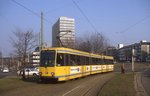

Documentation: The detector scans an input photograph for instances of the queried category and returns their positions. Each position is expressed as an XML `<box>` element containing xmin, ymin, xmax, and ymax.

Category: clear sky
<box><xmin>0</xmin><ymin>0</ymin><xmax>150</xmax><ymax>56</ymax></box>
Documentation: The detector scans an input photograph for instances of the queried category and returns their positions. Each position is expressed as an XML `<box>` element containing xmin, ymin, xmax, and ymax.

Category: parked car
<box><xmin>18</xmin><ymin>67</ymin><xmax>39</xmax><ymax>76</ymax></box>
<box><xmin>24</xmin><ymin>67</ymin><xmax>39</xmax><ymax>76</ymax></box>
<box><xmin>2</xmin><ymin>68</ymin><xmax>9</xmax><ymax>73</ymax></box>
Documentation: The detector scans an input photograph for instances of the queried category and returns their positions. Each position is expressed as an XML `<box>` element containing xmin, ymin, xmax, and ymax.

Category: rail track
<box><xmin>61</xmin><ymin>73</ymin><xmax>115</xmax><ymax>96</ymax></box>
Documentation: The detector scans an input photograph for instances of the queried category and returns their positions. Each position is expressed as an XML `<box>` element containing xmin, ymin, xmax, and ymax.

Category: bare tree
<box><xmin>91</xmin><ymin>32</ymin><xmax>110</xmax><ymax>53</ymax></box>
<box><xmin>75</xmin><ymin>32</ymin><xmax>110</xmax><ymax>54</ymax></box>
<box><xmin>10</xmin><ymin>29</ymin><xmax>38</xmax><ymax>67</ymax></box>
<box><xmin>75</xmin><ymin>36</ymin><xmax>92</xmax><ymax>52</ymax></box>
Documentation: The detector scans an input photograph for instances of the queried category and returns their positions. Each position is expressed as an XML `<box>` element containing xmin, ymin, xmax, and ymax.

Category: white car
<box><xmin>3</xmin><ymin>68</ymin><xmax>9</xmax><ymax>73</ymax></box>
<box><xmin>21</xmin><ymin>67</ymin><xmax>39</xmax><ymax>76</ymax></box>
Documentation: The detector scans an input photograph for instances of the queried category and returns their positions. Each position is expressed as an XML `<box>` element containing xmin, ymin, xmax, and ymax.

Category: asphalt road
<box><xmin>141</xmin><ymin>66</ymin><xmax>150</xmax><ymax>96</ymax></box>
<box><xmin>0</xmin><ymin>70</ymin><xmax>16</xmax><ymax>78</ymax></box>
<box><xmin>0</xmin><ymin>72</ymin><xmax>115</xmax><ymax>96</ymax></box>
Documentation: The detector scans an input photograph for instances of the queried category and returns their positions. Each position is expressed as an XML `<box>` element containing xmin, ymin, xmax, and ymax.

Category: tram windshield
<box><xmin>40</xmin><ymin>50</ymin><xmax>55</xmax><ymax>67</ymax></box>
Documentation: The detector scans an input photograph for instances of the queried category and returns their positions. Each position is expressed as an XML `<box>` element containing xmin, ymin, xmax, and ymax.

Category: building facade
<box><xmin>32</xmin><ymin>51</ymin><xmax>40</xmax><ymax>66</ymax></box>
<box><xmin>117</xmin><ymin>41</ymin><xmax>150</xmax><ymax>62</ymax></box>
<box><xmin>31</xmin><ymin>47</ymin><xmax>40</xmax><ymax>66</ymax></box>
<box><xmin>103</xmin><ymin>47</ymin><xmax>117</xmax><ymax>61</ymax></box>
<box><xmin>52</xmin><ymin>17</ymin><xmax>75</xmax><ymax>48</ymax></box>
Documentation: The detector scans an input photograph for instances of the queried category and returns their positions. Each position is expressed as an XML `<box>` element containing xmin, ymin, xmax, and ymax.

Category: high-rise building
<box><xmin>52</xmin><ymin>17</ymin><xmax>75</xmax><ymax>48</ymax></box>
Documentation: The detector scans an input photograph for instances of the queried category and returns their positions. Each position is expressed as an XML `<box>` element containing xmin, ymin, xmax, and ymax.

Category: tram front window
<box><xmin>40</xmin><ymin>50</ymin><xmax>55</xmax><ymax>67</ymax></box>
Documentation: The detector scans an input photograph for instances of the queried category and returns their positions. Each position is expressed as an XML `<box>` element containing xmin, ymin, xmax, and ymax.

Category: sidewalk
<box><xmin>134</xmin><ymin>72</ymin><xmax>149</xmax><ymax>96</ymax></box>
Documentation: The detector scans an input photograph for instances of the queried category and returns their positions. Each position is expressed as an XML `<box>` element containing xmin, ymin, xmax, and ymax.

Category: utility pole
<box><xmin>41</xmin><ymin>12</ymin><xmax>44</xmax><ymax>50</ymax></box>
<box><xmin>0</xmin><ymin>52</ymin><xmax>3</xmax><ymax>69</ymax></box>
<box><xmin>39</xmin><ymin>32</ymin><xmax>41</xmax><ymax>51</ymax></box>
<box><xmin>2</xmin><ymin>56</ymin><xmax>3</xmax><ymax>69</ymax></box>
<box><xmin>132</xmin><ymin>48</ymin><xmax>135</xmax><ymax>73</ymax></box>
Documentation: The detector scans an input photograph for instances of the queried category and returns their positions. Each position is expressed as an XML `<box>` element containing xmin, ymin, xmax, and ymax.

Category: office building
<box><xmin>52</xmin><ymin>17</ymin><xmax>75</xmax><ymax>48</ymax></box>
<box><xmin>117</xmin><ymin>40</ymin><xmax>150</xmax><ymax>62</ymax></box>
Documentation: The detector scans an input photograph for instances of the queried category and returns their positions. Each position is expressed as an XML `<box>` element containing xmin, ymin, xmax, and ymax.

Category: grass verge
<box><xmin>99</xmin><ymin>72</ymin><xmax>136</xmax><ymax>96</ymax></box>
<box><xmin>0</xmin><ymin>76</ymin><xmax>33</xmax><ymax>95</ymax></box>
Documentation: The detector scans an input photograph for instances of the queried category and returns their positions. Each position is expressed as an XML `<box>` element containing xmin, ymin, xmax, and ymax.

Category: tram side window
<box><xmin>101</xmin><ymin>59</ymin><xmax>104</xmax><ymax>64</ymax></box>
<box><xmin>92</xmin><ymin>58</ymin><xmax>96</xmax><ymax>65</ymax></box>
<box><xmin>81</xmin><ymin>56</ymin><xmax>85</xmax><ymax>65</ymax></box>
<box><xmin>94</xmin><ymin>58</ymin><xmax>97</xmax><ymax>64</ymax></box>
<box><xmin>64</xmin><ymin>54</ymin><xmax>70</xmax><ymax>66</ymax></box>
<box><xmin>96</xmin><ymin>58</ymin><xmax>99</xmax><ymax>64</ymax></box>
<box><xmin>57</xmin><ymin>54</ymin><xmax>64</xmax><ymax>66</ymax></box>
<box><xmin>103</xmin><ymin>58</ymin><xmax>107</xmax><ymax>64</ymax></box>
<box><xmin>89</xmin><ymin>58</ymin><xmax>92</xmax><ymax>65</ymax></box>
<box><xmin>98</xmin><ymin>59</ymin><xmax>102</xmax><ymax>65</ymax></box>
<box><xmin>104</xmin><ymin>59</ymin><xmax>113</xmax><ymax>64</ymax></box>
<box><xmin>110</xmin><ymin>60</ymin><xmax>113</xmax><ymax>64</ymax></box>
<box><xmin>106</xmin><ymin>59</ymin><xmax>113</xmax><ymax>64</ymax></box>
<box><xmin>86</xmin><ymin>57</ymin><xmax>89</xmax><ymax>65</ymax></box>
<box><xmin>76</xmin><ymin>56</ymin><xmax>81</xmax><ymax>65</ymax></box>
<box><xmin>70</xmin><ymin>55</ymin><xmax>77</xmax><ymax>66</ymax></box>
<box><xmin>91</xmin><ymin>58</ymin><xmax>94</xmax><ymax>65</ymax></box>
<box><xmin>101</xmin><ymin>58</ymin><xmax>105</xmax><ymax>64</ymax></box>
<box><xmin>104</xmin><ymin>59</ymin><xmax>108</xmax><ymax>64</ymax></box>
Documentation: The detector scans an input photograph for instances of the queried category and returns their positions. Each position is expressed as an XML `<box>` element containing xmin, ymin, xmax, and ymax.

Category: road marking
<box><xmin>62</xmin><ymin>86</ymin><xmax>80</xmax><ymax>96</ymax></box>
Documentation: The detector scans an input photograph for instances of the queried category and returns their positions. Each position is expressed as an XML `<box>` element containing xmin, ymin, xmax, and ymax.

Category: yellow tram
<box><xmin>39</xmin><ymin>47</ymin><xmax>114</xmax><ymax>81</ymax></box>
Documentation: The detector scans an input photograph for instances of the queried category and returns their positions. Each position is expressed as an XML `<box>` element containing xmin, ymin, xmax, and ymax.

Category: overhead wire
<box><xmin>118</xmin><ymin>14</ymin><xmax>150</xmax><ymax>34</ymax></box>
<box><xmin>12</xmin><ymin>0</ymin><xmax>149</xmax><ymax>34</ymax></box>
<box><xmin>72</xmin><ymin>0</ymin><xmax>98</xmax><ymax>32</ymax></box>
<box><xmin>11</xmin><ymin>0</ymin><xmax>53</xmax><ymax>24</ymax></box>
<box><xmin>45</xmin><ymin>0</ymin><xmax>83</xmax><ymax>14</ymax></box>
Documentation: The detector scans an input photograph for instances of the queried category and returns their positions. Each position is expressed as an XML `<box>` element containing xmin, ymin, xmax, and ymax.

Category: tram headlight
<box><xmin>51</xmin><ymin>72</ymin><xmax>55</xmax><ymax>77</ymax></box>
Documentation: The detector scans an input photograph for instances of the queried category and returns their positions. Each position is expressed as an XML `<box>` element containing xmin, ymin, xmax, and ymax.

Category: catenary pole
<box><xmin>41</xmin><ymin>12</ymin><xmax>44</xmax><ymax>49</ymax></box>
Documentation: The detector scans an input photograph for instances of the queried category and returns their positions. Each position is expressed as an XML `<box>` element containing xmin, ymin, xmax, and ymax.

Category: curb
<box><xmin>134</xmin><ymin>72</ymin><xmax>149</xmax><ymax>96</ymax></box>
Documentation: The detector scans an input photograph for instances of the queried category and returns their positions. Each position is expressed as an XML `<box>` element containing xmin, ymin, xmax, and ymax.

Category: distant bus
<box><xmin>39</xmin><ymin>47</ymin><xmax>114</xmax><ymax>81</ymax></box>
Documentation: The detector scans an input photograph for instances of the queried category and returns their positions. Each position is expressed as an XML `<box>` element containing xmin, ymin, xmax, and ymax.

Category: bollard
<box><xmin>121</xmin><ymin>63</ymin><xmax>125</xmax><ymax>74</ymax></box>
